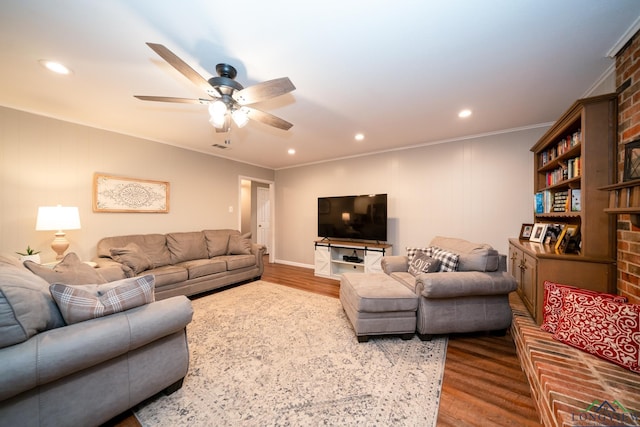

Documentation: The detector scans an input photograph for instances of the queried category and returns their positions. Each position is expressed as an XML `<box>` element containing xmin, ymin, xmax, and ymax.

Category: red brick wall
<box><xmin>616</xmin><ymin>30</ymin><xmax>640</xmax><ymax>304</ymax></box>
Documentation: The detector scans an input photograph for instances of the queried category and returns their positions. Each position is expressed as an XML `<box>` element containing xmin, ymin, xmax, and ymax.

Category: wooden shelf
<box><xmin>599</xmin><ymin>179</ymin><xmax>640</xmax><ymax>215</ymax></box>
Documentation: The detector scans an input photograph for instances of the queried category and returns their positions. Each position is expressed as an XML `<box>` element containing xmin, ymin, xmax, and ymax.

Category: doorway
<box><xmin>239</xmin><ymin>177</ymin><xmax>275</xmax><ymax>263</ymax></box>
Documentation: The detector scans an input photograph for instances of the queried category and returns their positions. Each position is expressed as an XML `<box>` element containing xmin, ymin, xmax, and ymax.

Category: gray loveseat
<box><xmin>94</xmin><ymin>229</ymin><xmax>265</xmax><ymax>300</ymax></box>
<box><xmin>0</xmin><ymin>254</ymin><xmax>194</xmax><ymax>427</ymax></box>
<box><xmin>381</xmin><ymin>236</ymin><xmax>517</xmax><ymax>340</ymax></box>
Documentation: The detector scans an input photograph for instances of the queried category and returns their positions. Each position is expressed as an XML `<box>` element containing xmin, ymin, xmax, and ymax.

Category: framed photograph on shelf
<box><xmin>529</xmin><ymin>223</ymin><xmax>548</xmax><ymax>243</ymax></box>
<box><xmin>519</xmin><ymin>223</ymin><xmax>534</xmax><ymax>240</ymax></box>
<box><xmin>544</xmin><ymin>223</ymin><xmax>565</xmax><ymax>245</ymax></box>
<box><xmin>554</xmin><ymin>224</ymin><xmax>580</xmax><ymax>254</ymax></box>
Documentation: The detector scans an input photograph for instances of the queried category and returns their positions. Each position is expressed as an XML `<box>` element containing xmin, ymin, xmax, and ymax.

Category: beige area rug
<box><xmin>134</xmin><ymin>281</ymin><xmax>448</xmax><ymax>426</ymax></box>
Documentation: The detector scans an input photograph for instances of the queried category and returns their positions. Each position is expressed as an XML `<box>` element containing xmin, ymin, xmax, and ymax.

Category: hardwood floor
<box><xmin>105</xmin><ymin>258</ymin><xmax>541</xmax><ymax>426</ymax></box>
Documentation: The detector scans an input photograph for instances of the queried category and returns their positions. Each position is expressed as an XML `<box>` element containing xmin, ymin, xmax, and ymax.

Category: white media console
<box><xmin>314</xmin><ymin>239</ymin><xmax>392</xmax><ymax>279</ymax></box>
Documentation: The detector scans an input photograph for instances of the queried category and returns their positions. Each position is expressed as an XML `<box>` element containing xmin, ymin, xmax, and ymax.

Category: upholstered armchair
<box><xmin>381</xmin><ymin>236</ymin><xmax>517</xmax><ymax>340</ymax></box>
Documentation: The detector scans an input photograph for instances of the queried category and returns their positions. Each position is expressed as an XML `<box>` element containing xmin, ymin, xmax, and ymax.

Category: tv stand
<box><xmin>313</xmin><ymin>239</ymin><xmax>392</xmax><ymax>279</ymax></box>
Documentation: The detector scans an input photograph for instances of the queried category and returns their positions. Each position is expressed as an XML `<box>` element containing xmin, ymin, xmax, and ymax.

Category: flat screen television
<box><xmin>317</xmin><ymin>194</ymin><xmax>387</xmax><ymax>242</ymax></box>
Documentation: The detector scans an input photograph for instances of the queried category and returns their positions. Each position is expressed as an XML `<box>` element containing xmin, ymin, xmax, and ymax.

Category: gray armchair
<box><xmin>381</xmin><ymin>236</ymin><xmax>517</xmax><ymax>340</ymax></box>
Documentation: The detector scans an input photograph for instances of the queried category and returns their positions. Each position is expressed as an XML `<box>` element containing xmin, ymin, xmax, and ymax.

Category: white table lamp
<box><xmin>36</xmin><ymin>205</ymin><xmax>81</xmax><ymax>260</ymax></box>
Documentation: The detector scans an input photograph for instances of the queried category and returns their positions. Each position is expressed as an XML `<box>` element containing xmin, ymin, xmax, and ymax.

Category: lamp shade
<box><xmin>35</xmin><ymin>205</ymin><xmax>81</xmax><ymax>231</ymax></box>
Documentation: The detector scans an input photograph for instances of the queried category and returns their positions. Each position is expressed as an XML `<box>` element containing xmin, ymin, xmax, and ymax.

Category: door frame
<box><xmin>238</xmin><ymin>175</ymin><xmax>275</xmax><ymax>264</ymax></box>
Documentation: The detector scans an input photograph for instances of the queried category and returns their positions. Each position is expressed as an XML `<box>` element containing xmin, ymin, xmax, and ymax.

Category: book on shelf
<box><xmin>535</xmin><ymin>192</ymin><xmax>544</xmax><ymax>214</ymax></box>
<box><xmin>552</xmin><ymin>190</ymin><xmax>569</xmax><ymax>212</ymax></box>
<box><xmin>571</xmin><ymin>189</ymin><xmax>581</xmax><ymax>211</ymax></box>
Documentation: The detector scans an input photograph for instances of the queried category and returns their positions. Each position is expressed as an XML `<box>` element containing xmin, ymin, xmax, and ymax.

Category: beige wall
<box><xmin>0</xmin><ymin>106</ymin><xmax>274</xmax><ymax>263</ymax></box>
<box><xmin>274</xmin><ymin>128</ymin><xmax>546</xmax><ymax>267</ymax></box>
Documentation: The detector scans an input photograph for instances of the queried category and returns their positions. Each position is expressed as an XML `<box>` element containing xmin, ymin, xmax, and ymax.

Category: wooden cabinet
<box><xmin>509</xmin><ymin>243</ymin><xmax>537</xmax><ymax>317</ymax></box>
<box><xmin>510</xmin><ymin>94</ymin><xmax>617</xmax><ymax>323</ymax></box>
<box><xmin>314</xmin><ymin>240</ymin><xmax>392</xmax><ymax>279</ymax></box>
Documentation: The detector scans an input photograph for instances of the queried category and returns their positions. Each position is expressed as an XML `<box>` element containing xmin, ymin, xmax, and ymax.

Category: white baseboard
<box><xmin>273</xmin><ymin>259</ymin><xmax>314</xmax><ymax>270</ymax></box>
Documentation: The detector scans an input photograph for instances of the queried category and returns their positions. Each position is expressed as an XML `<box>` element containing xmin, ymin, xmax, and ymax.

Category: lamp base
<box><xmin>51</xmin><ymin>231</ymin><xmax>69</xmax><ymax>260</ymax></box>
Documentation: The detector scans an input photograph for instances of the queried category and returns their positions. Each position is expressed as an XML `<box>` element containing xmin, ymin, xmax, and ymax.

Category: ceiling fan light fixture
<box><xmin>231</xmin><ymin>108</ymin><xmax>249</xmax><ymax>128</ymax></box>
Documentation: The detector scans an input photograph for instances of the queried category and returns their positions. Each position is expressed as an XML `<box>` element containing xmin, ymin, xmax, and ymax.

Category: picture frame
<box><xmin>519</xmin><ymin>223</ymin><xmax>534</xmax><ymax>240</ymax></box>
<box><xmin>544</xmin><ymin>223</ymin><xmax>565</xmax><ymax>245</ymax></box>
<box><xmin>624</xmin><ymin>139</ymin><xmax>640</xmax><ymax>182</ymax></box>
<box><xmin>529</xmin><ymin>223</ymin><xmax>548</xmax><ymax>243</ymax></box>
<box><xmin>93</xmin><ymin>173</ymin><xmax>170</xmax><ymax>213</ymax></box>
<box><xmin>554</xmin><ymin>224</ymin><xmax>579</xmax><ymax>254</ymax></box>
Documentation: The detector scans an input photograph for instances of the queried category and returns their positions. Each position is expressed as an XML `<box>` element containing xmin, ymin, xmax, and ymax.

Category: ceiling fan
<box><xmin>135</xmin><ymin>43</ymin><xmax>295</xmax><ymax>133</ymax></box>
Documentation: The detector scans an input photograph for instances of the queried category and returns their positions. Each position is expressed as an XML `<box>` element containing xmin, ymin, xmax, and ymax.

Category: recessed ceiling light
<box><xmin>355</xmin><ymin>133</ymin><xmax>365</xmax><ymax>141</ymax></box>
<box><xmin>458</xmin><ymin>109</ymin><xmax>472</xmax><ymax>118</ymax></box>
<box><xmin>39</xmin><ymin>60</ymin><xmax>72</xmax><ymax>75</ymax></box>
<box><xmin>288</xmin><ymin>148</ymin><xmax>296</xmax><ymax>155</ymax></box>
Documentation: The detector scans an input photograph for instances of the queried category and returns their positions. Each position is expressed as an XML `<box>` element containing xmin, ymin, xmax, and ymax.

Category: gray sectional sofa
<box><xmin>0</xmin><ymin>254</ymin><xmax>194</xmax><ymax>427</ymax></box>
<box><xmin>94</xmin><ymin>229</ymin><xmax>266</xmax><ymax>300</ymax></box>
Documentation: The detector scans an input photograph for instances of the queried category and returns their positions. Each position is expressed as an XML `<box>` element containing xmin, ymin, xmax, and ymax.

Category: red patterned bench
<box><xmin>510</xmin><ymin>293</ymin><xmax>640</xmax><ymax>427</ymax></box>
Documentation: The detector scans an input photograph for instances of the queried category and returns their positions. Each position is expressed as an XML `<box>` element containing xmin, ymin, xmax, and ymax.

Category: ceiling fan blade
<box><xmin>233</xmin><ymin>77</ymin><xmax>295</xmax><ymax>105</ymax></box>
<box><xmin>134</xmin><ymin>95</ymin><xmax>208</xmax><ymax>104</ymax></box>
<box><xmin>245</xmin><ymin>106</ymin><xmax>293</xmax><ymax>130</ymax></box>
<box><xmin>146</xmin><ymin>42</ymin><xmax>218</xmax><ymax>97</ymax></box>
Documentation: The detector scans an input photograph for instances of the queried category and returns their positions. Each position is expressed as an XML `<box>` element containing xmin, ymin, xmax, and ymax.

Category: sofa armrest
<box><xmin>381</xmin><ymin>256</ymin><xmax>409</xmax><ymax>274</ymax></box>
<box><xmin>0</xmin><ymin>296</ymin><xmax>193</xmax><ymax>401</ymax></box>
<box><xmin>416</xmin><ymin>271</ymin><xmax>517</xmax><ymax>299</ymax></box>
<box><xmin>251</xmin><ymin>243</ymin><xmax>266</xmax><ymax>271</ymax></box>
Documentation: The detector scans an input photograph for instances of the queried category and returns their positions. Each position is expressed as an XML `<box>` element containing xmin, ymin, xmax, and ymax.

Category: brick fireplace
<box><xmin>615</xmin><ymin>29</ymin><xmax>640</xmax><ymax>304</ymax></box>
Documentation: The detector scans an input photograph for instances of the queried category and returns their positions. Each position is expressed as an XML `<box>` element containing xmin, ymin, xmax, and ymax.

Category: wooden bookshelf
<box><xmin>509</xmin><ymin>93</ymin><xmax>617</xmax><ymax>323</ymax></box>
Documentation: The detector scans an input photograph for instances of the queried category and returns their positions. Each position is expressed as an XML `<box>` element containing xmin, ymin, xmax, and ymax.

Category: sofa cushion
<box><xmin>203</xmin><ymin>229</ymin><xmax>238</xmax><ymax>257</ymax></box>
<box><xmin>429</xmin><ymin>236</ymin><xmax>499</xmax><ymax>272</ymax></box>
<box><xmin>407</xmin><ymin>250</ymin><xmax>440</xmax><ymax>276</ymax></box>
<box><xmin>97</xmin><ymin>234</ymin><xmax>172</xmax><ymax>268</ymax></box>
<box><xmin>177</xmin><ymin>258</ymin><xmax>227</xmax><ymax>279</ymax></box>
<box><xmin>227</xmin><ymin>234</ymin><xmax>252</xmax><ymax>255</ymax></box>
<box><xmin>24</xmin><ymin>252</ymin><xmax>107</xmax><ymax>285</ymax></box>
<box><xmin>540</xmin><ymin>280</ymin><xmax>627</xmax><ymax>334</ymax></box>
<box><xmin>166</xmin><ymin>232</ymin><xmax>208</xmax><ymax>264</ymax></box>
<box><xmin>49</xmin><ymin>274</ymin><xmax>155</xmax><ymax>325</ymax></box>
<box><xmin>220</xmin><ymin>255</ymin><xmax>256</xmax><ymax>271</ymax></box>
<box><xmin>109</xmin><ymin>243</ymin><xmax>153</xmax><ymax>277</ymax></box>
<box><xmin>430</xmin><ymin>247</ymin><xmax>459</xmax><ymax>272</ymax></box>
<box><xmin>145</xmin><ymin>265</ymin><xmax>188</xmax><ymax>288</ymax></box>
<box><xmin>0</xmin><ymin>256</ymin><xmax>65</xmax><ymax>348</ymax></box>
<box><xmin>553</xmin><ymin>288</ymin><xmax>640</xmax><ymax>373</ymax></box>
<box><xmin>389</xmin><ymin>272</ymin><xmax>417</xmax><ymax>293</ymax></box>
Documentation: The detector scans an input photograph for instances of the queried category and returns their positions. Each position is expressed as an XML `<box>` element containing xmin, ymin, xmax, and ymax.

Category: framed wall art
<box><xmin>93</xmin><ymin>173</ymin><xmax>170</xmax><ymax>213</ymax></box>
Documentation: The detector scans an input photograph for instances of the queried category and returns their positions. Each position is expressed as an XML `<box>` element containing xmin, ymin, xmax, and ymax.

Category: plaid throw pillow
<box><xmin>406</xmin><ymin>247</ymin><xmax>432</xmax><ymax>263</ymax></box>
<box><xmin>430</xmin><ymin>247</ymin><xmax>459</xmax><ymax>272</ymax></box>
<box><xmin>50</xmin><ymin>274</ymin><xmax>155</xmax><ymax>324</ymax></box>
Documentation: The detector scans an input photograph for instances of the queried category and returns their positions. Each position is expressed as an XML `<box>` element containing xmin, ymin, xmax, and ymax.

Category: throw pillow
<box><xmin>227</xmin><ymin>234</ymin><xmax>252</xmax><ymax>255</ymax></box>
<box><xmin>406</xmin><ymin>247</ymin><xmax>431</xmax><ymax>263</ymax></box>
<box><xmin>553</xmin><ymin>288</ymin><xmax>640</xmax><ymax>373</ymax></box>
<box><xmin>540</xmin><ymin>281</ymin><xmax>627</xmax><ymax>334</ymax></box>
<box><xmin>24</xmin><ymin>252</ymin><xmax>107</xmax><ymax>285</ymax></box>
<box><xmin>49</xmin><ymin>274</ymin><xmax>155</xmax><ymax>325</ymax></box>
<box><xmin>110</xmin><ymin>243</ymin><xmax>153</xmax><ymax>276</ymax></box>
<box><xmin>430</xmin><ymin>247</ymin><xmax>460</xmax><ymax>272</ymax></box>
<box><xmin>0</xmin><ymin>262</ymin><xmax>66</xmax><ymax>348</ymax></box>
<box><xmin>408</xmin><ymin>250</ymin><xmax>441</xmax><ymax>276</ymax></box>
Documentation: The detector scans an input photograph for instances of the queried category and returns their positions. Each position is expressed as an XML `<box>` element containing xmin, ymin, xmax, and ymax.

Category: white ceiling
<box><xmin>1</xmin><ymin>1</ymin><xmax>639</xmax><ymax>169</ymax></box>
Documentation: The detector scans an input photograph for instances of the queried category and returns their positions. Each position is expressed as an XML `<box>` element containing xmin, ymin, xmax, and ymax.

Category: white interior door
<box><xmin>257</xmin><ymin>186</ymin><xmax>271</xmax><ymax>253</ymax></box>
